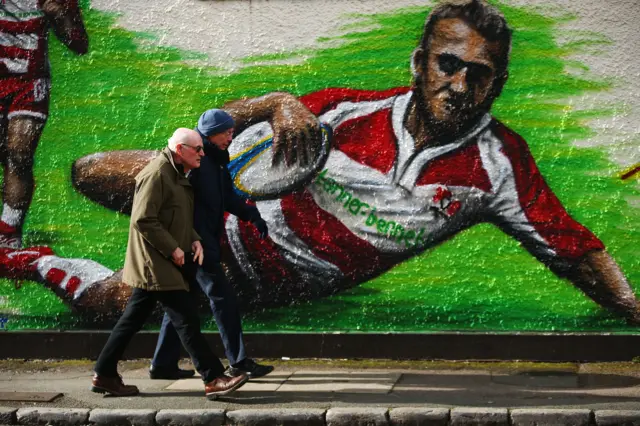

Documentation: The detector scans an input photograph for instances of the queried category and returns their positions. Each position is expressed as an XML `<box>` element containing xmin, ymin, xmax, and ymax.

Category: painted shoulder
<box><xmin>300</xmin><ymin>87</ymin><xmax>410</xmax><ymax>115</ymax></box>
<box><xmin>489</xmin><ymin>119</ymin><xmax>532</xmax><ymax>153</ymax></box>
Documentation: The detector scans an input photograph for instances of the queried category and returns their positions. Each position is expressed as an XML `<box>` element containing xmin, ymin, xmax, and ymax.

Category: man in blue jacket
<box><xmin>149</xmin><ymin>110</ymin><xmax>274</xmax><ymax>380</ymax></box>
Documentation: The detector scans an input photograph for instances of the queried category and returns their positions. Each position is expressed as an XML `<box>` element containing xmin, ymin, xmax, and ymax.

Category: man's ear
<box><xmin>411</xmin><ymin>48</ymin><xmax>426</xmax><ymax>79</ymax></box>
<box><xmin>491</xmin><ymin>69</ymin><xmax>509</xmax><ymax>100</ymax></box>
<box><xmin>174</xmin><ymin>144</ymin><xmax>184</xmax><ymax>159</ymax></box>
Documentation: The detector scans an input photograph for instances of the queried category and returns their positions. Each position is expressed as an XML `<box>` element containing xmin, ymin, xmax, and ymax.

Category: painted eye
<box><xmin>466</xmin><ymin>64</ymin><xmax>492</xmax><ymax>85</ymax></box>
<box><xmin>438</xmin><ymin>54</ymin><xmax>462</xmax><ymax>75</ymax></box>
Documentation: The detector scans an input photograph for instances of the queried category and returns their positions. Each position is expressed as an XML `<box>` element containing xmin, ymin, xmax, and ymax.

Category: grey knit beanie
<box><xmin>196</xmin><ymin>109</ymin><xmax>235</xmax><ymax>137</ymax></box>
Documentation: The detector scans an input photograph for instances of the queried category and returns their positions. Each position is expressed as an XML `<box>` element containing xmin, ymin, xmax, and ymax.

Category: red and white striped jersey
<box><xmin>0</xmin><ymin>0</ymin><xmax>50</xmax><ymax>78</ymax></box>
<box><xmin>225</xmin><ymin>88</ymin><xmax>604</xmax><ymax>297</ymax></box>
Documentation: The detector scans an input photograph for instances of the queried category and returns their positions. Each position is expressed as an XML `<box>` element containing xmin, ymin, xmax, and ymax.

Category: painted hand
<box><xmin>271</xmin><ymin>98</ymin><xmax>322</xmax><ymax>167</ymax></box>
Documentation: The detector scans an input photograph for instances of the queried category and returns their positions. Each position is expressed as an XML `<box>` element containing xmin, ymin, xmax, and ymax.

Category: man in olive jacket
<box><xmin>150</xmin><ymin>110</ymin><xmax>274</xmax><ymax>380</ymax></box>
<box><xmin>91</xmin><ymin>128</ymin><xmax>249</xmax><ymax>400</ymax></box>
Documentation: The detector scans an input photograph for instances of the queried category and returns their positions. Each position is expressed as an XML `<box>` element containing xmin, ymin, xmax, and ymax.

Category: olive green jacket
<box><xmin>122</xmin><ymin>147</ymin><xmax>200</xmax><ymax>291</ymax></box>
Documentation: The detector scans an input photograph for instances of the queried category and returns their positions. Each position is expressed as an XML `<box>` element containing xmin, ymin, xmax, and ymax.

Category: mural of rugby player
<box><xmin>0</xmin><ymin>0</ymin><xmax>88</xmax><ymax>248</ymax></box>
<box><xmin>1</xmin><ymin>0</ymin><xmax>638</xmax><ymax>325</ymax></box>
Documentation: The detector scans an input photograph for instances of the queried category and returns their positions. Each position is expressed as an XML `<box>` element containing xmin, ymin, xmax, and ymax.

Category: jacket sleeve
<box><xmin>131</xmin><ymin>172</ymin><xmax>179</xmax><ymax>258</ymax></box>
<box><xmin>223</xmin><ymin>167</ymin><xmax>262</xmax><ymax>222</ymax></box>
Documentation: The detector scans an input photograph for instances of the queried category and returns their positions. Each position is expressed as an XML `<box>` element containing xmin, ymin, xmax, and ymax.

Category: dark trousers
<box><xmin>152</xmin><ymin>264</ymin><xmax>246</xmax><ymax>368</ymax></box>
<box><xmin>94</xmin><ymin>287</ymin><xmax>225</xmax><ymax>382</ymax></box>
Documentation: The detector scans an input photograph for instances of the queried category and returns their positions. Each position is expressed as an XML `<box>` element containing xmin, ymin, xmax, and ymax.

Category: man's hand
<box><xmin>191</xmin><ymin>241</ymin><xmax>204</xmax><ymax>265</ymax></box>
<box><xmin>271</xmin><ymin>96</ymin><xmax>322</xmax><ymax>167</ymax></box>
<box><xmin>171</xmin><ymin>247</ymin><xmax>185</xmax><ymax>266</ymax></box>
<box><xmin>252</xmin><ymin>218</ymin><xmax>268</xmax><ymax>239</ymax></box>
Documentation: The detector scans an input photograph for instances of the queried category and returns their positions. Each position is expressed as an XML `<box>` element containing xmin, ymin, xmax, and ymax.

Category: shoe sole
<box><xmin>247</xmin><ymin>368</ymin><xmax>275</xmax><ymax>379</ymax></box>
<box><xmin>205</xmin><ymin>375</ymin><xmax>249</xmax><ymax>401</ymax></box>
<box><xmin>90</xmin><ymin>385</ymin><xmax>139</xmax><ymax>397</ymax></box>
<box><xmin>226</xmin><ymin>367</ymin><xmax>275</xmax><ymax>379</ymax></box>
<box><xmin>149</xmin><ymin>369</ymin><xmax>196</xmax><ymax>380</ymax></box>
<box><xmin>149</xmin><ymin>374</ymin><xmax>195</xmax><ymax>380</ymax></box>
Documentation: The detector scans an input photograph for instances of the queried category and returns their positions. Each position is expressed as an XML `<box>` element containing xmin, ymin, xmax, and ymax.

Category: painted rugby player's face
<box><xmin>414</xmin><ymin>18</ymin><xmax>502</xmax><ymax>132</ymax></box>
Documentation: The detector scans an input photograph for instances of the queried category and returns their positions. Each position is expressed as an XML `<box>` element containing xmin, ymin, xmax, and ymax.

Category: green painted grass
<box><xmin>1</xmin><ymin>1</ymin><xmax>638</xmax><ymax>332</ymax></box>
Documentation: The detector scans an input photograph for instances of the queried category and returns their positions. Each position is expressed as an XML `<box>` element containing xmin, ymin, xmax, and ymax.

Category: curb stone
<box><xmin>16</xmin><ymin>408</ymin><xmax>89</xmax><ymax>426</ymax></box>
<box><xmin>156</xmin><ymin>409</ymin><xmax>224</xmax><ymax>426</ymax></box>
<box><xmin>389</xmin><ymin>407</ymin><xmax>449</xmax><ymax>425</ymax></box>
<box><xmin>89</xmin><ymin>409</ymin><xmax>156</xmax><ymax>426</ymax></box>
<box><xmin>0</xmin><ymin>408</ymin><xmax>17</xmax><ymax>425</ymax></box>
<box><xmin>595</xmin><ymin>410</ymin><xmax>640</xmax><ymax>426</ymax></box>
<box><xmin>0</xmin><ymin>407</ymin><xmax>638</xmax><ymax>425</ymax></box>
<box><xmin>226</xmin><ymin>408</ymin><xmax>325</xmax><ymax>426</ymax></box>
<box><xmin>451</xmin><ymin>407</ymin><xmax>509</xmax><ymax>426</ymax></box>
<box><xmin>510</xmin><ymin>408</ymin><xmax>591</xmax><ymax>426</ymax></box>
<box><xmin>326</xmin><ymin>407</ymin><xmax>389</xmax><ymax>426</ymax></box>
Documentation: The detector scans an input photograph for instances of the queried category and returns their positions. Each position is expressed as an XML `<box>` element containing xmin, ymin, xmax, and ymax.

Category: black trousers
<box><xmin>94</xmin><ymin>287</ymin><xmax>225</xmax><ymax>382</ymax></box>
<box><xmin>153</xmin><ymin>264</ymin><xmax>247</xmax><ymax>368</ymax></box>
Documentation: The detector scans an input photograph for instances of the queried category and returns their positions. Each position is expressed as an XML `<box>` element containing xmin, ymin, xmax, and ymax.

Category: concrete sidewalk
<box><xmin>1</xmin><ymin>359</ymin><xmax>640</xmax><ymax>425</ymax></box>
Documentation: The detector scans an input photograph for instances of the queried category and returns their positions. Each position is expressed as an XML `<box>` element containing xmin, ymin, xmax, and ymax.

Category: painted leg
<box><xmin>0</xmin><ymin>245</ymin><xmax>128</xmax><ymax>319</ymax></box>
<box><xmin>0</xmin><ymin>117</ymin><xmax>44</xmax><ymax>248</ymax></box>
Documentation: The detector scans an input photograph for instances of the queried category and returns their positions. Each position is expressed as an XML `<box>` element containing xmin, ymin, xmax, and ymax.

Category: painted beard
<box><xmin>413</xmin><ymin>75</ymin><xmax>494</xmax><ymax>143</ymax></box>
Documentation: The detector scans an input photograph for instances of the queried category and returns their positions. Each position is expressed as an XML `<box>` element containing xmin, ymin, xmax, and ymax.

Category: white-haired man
<box><xmin>90</xmin><ymin>128</ymin><xmax>249</xmax><ymax>400</ymax></box>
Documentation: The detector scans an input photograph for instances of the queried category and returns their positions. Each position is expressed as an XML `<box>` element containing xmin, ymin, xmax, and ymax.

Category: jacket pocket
<box><xmin>159</xmin><ymin>206</ymin><xmax>176</xmax><ymax>230</ymax></box>
<box><xmin>143</xmin><ymin>258</ymin><xmax>156</xmax><ymax>287</ymax></box>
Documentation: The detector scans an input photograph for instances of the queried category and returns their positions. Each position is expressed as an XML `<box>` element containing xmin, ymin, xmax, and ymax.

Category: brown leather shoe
<box><xmin>90</xmin><ymin>373</ymin><xmax>139</xmax><ymax>396</ymax></box>
<box><xmin>204</xmin><ymin>373</ymin><xmax>249</xmax><ymax>400</ymax></box>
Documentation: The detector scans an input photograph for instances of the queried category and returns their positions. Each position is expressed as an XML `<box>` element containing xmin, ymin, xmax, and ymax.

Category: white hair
<box><xmin>167</xmin><ymin>128</ymin><xmax>198</xmax><ymax>152</ymax></box>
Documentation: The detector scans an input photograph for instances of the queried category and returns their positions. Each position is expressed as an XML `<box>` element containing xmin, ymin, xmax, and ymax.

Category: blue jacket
<box><xmin>190</xmin><ymin>132</ymin><xmax>262</xmax><ymax>272</ymax></box>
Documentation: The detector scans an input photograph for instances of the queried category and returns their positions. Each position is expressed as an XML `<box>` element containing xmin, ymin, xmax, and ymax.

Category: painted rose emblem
<box><xmin>431</xmin><ymin>186</ymin><xmax>461</xmax><ymax>218</ymax></box>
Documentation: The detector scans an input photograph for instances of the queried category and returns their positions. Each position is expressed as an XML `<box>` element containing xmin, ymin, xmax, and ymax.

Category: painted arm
<box><xmin>489</xmin><ymin>124</ymin><xmax>639</xmax><ymax>323</ymax></box>
<box><xmin>565</xmin><ymin>249</ymin><xmax>639</xmax><ymax>324</ymax></box>
<box><xmin>223</xmin><ymin>92</ymin><xmax>322</xmax><ymax>166</ymax></box>
<box><xmin>40</xmin><ymin>0</ymin><xmax>89</xmax><ymax>55</ymax></box>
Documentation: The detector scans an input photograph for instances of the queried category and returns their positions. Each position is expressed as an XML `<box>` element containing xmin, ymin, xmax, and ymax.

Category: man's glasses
<box><xmin>181</xmin><ymin>143</ymin><xmax>204</xmax><ymax>153</ymax></box>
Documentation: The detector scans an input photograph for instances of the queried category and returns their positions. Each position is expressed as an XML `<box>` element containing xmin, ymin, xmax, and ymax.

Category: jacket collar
<box><xmin>161</xmin><ymin>147</ymin><xmax>191</xmax><ymax>185</ymax></box>
<box><xmin>196</xmin><ymin>128</ymin><xmax>230</xmax><ymax>164</ymax></box>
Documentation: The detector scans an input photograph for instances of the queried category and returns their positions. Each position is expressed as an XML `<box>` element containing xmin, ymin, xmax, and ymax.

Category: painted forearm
<box><xmin>568</xmin><ymin>249</ymin><xmax>639</xmax><ymax>322</ymax></box>
<box><xmin>573</xmin><ymin>250</ymin><xmax>629</xmax><ymax>290</ymax></box>
<box><xmin>223</xmin><ymin>92</ymin><xmax>300</xmax><ymax>135</ymax></box>
<box><xmin>41</xmin><ymin>0</ymin><xmax>89</xmax><ymax>55</ymax></box>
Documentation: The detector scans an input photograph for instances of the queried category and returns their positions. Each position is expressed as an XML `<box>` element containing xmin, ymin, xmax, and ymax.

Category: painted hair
<box><xmin>419</xmin><ymin>0</ymin><xmax>512</xmax><ymax>85</ymax></box>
